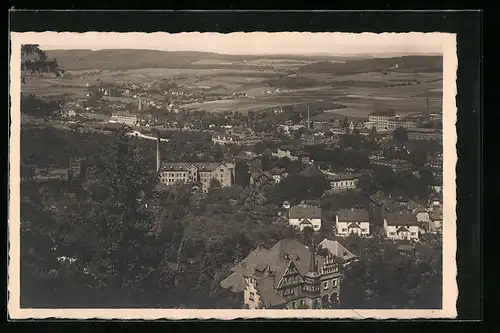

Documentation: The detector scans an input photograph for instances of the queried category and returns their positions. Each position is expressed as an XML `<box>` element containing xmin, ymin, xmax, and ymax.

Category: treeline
<box><xmin>21</xmin><ymin>94</ymin><xmax>63</xmax><ymax>118</ymax></box>
<box><xmin>299</xmin><ymin>56</ymin><xmax>443</xmax><ymax>75</ymax></box>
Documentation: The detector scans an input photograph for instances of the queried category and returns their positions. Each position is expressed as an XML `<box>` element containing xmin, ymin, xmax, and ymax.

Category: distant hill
<box><xmin>45</xmin><ymin>49</ymin><xmax>344</xmax><ymax>71</ymax></box>
<box><xmin>298</xmin><ymin>55</ymin><xmax>443</xmax><ymax>75</ymax></box>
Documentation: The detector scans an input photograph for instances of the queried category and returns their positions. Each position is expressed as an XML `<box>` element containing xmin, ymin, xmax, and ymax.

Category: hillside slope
<box><xmin>45</xmin><ymin>49</ymin><xmax>339</xmax><ymax>71</ymax></box>
<box><xmin>298</xmin><ymin>56</ymin><xmax>443</xmax><ymax>75</ymax></box>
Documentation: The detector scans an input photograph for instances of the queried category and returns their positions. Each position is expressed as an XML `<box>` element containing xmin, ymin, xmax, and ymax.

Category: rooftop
<box><xmin>289</xmin><ymin>205</ymin><xmax>322</xmax><ymax>219</ymax></box>
<box><xmin>220</xmin><ymin>238</ymin><xmax>328</xmax><ymax>295</ymax></box>
<box><xmin>299</xmin><ymin>164</ymin><xmax>326</xmax><ymax>179</ymax></box>
<box><xmin>318</xmin><ymin>239</ymin><xmax>357</xmax><ymax>262</ymax></box>
<box><xmin>386</xmin><ymin>210</ymin><xmax>418</xmax><ymax>226</ymax></box>
<box><xmin>336</xmin><ymin>208</ymin><xmax>369</xmax><ymax>222</ymax></box>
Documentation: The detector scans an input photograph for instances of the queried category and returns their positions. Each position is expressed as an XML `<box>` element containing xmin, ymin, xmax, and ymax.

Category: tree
<box><xmin>393</xmin><ymin>128</ymin><xmax>408</xmax><ymax>141</ymax></box>
<box><xmin>21</xmin><ymin>44</ymin><xmax>64</xmax><ymax>81</ymax></box>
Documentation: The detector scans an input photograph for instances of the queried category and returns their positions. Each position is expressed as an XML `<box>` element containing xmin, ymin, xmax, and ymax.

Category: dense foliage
<box><xmin>20</xmin><ymin>125</ymin><xmax>442</xmax><ymax>309</ymax></box>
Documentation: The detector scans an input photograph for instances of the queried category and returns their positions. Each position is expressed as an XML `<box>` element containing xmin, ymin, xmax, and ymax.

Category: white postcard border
<box><xmin>8</xmin><ymin>31</ymin><xmax>458</xmax><ymax>320</ymax></box>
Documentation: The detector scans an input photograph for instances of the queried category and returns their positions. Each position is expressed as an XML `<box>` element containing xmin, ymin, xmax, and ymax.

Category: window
<box><xmin>331</xmin><ymin>279</ymin><xmax>337</xmax><ymax>287</ymax></box>
<box><xmin>390</xmin><ymin>232</ymin><xmax>396</xmax><ymax>236</ymax></box>
<box><xmin>299</xmin><ymin>300</ymin><xmax>304</xmax><ymax>306</ymax></box>
<box><xmin>342</xmin><ymin>228</ymin><xmax>347</xmax><ymax>232</ymax></box>
<box><xmin>291</xmin><ymin>301</ymin><xmax>296</xmax><ymax>308</ymax></box>
<box><xmin>411</xmin><ymin>232</ymin><xmax>417</xmax><ymax>236</ymax></box>
<box><xmin>249</xmin><ymin>292</ymin><xmax>255</xmax><ymax>301</ymax></box>
<box><xmin>283</xmin><ymin>288</ymin><xmax>294</xmax><ymax>296</ymax></box>
<box><xmin>362</xmin><ymin>228</ymin><xmax>367</xmax><ymax>232</ymax></box>
<box><xmin>323</xmin><ymin>281</ymin><xmax>328</xmax><ymax>290</ymax></box>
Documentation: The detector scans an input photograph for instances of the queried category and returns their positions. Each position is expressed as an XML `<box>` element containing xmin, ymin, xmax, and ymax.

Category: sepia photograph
<box><xmin>9</xmin><ymin>31</ymin><xmax>457</xmax><ymax>319</ymax></box>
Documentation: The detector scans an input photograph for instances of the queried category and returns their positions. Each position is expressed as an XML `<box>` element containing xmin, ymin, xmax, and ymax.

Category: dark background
<box><xmin>8</xmin><ymin>9</ymin><xmax>482</xmax><ymax>325</ymax></box>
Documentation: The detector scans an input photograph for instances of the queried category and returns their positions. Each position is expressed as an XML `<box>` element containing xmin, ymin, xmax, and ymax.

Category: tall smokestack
<box><xmin>139</xmin><ymin>97</ymin><xmax>142</xmax><ymax>111</ymax></box>
<box><xmin>156</xmin><ymin>134</ymin><xmax>161</xmax><ymax>173</ymax></box>
<box><xmin>307</xmin><ymin>105</ymin><xmax>311</xmax><ymax>130</ymax></box>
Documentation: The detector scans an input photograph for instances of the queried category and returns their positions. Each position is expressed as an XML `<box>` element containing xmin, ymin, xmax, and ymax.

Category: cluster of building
<box><xmin>369</xmin><ymin>157</ymin><xmax>416</xmax><ymax>174</ymax></box>
<box><xmin>23</xmin><ymin>157</ymin><xmax>88</xmax><ymax>183</ymax></box>
<box><xmin>212</xmin><ymin>132</ymin><xmax>265</xmax><ymax>146</ymax></box>
<box><xmin>271</xmin><ymin>148</ymin><xmax>311</xmax><ymax>164</ymax></box>
<box><xmin>278</xmin><ymin>185</ymin><xmax>443</xmax><ymax>242</ymax></box>
<box><xmin>220</xmin><ymin>237</ymin><xmax>357</xmax><ymax>309</ymax></box>
<box><xmin>407</xmin><ymin>128</ymin><xmax>443</xmax><ymax>142</ymax></box>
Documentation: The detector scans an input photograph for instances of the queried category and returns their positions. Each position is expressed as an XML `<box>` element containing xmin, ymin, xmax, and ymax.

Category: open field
<box><xmin>23</xmin><ymin>51</ymin><xmax>443</xmax><ymax>118</ymax></box>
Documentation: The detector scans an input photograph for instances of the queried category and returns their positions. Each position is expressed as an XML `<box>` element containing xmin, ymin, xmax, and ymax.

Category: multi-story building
<box><xmin>325</xmin><ymin>173</ymin><xmax>359</xmax><ymax>191</ymax></box>
<box><xmin>109</xmin><ymin>112</ymin><xmax>139</xmax><ymax>126</ymax></box>
<box><xmin>288</xmin><ymin>204</ymin><xmax>322</xmax><ymax>231</ymax></box>
<box><xmin>368</xmin><ymin>111</ymin><xmax>417</xmax><ymax>131</ymax></box>
<box><xmin>335</xmin><ymin>208</ymin><xmax>371</xmax><ymax>237</ymax></box>
<box><xmin>383</xmin><ymin>210</ymin><xmax>419</xmax><ymax>241</ymax></box>
<box><xmin>407</xmin><ymin>128</ymin><xmax>443</xmax><ymax>142</ymax></box>
<box><xmin>220</xmin><ymin>238</ymin><xmax>351</xmax><ymax>309</ymax></box>
<box><xmin>158</xmin><ymin>162</ymin><xmax>235</xmax><ymax>194</ymax></box>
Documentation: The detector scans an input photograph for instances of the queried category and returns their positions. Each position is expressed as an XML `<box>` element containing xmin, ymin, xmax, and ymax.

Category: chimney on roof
<box><xmin>307</xmin><ymin>105</ymin><xmax>311</xmax><ymax>130</ymax></box>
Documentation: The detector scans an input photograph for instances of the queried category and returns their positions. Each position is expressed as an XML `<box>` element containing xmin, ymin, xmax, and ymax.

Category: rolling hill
<box><xmin>45</xmin><ymin>49</ymin><xmax>343</xmax><ymax>71</ymax></box>
<box><xmin>298</xmin><ymin>55</ymin><xmax>443</xmax><ymax>75</ymax></box>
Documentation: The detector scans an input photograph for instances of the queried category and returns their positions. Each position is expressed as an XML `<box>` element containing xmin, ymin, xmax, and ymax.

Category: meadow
<box><xmin>22</xmin><ymin>51</ymin><xmax>443</xmax><ymax>119</ymax></box>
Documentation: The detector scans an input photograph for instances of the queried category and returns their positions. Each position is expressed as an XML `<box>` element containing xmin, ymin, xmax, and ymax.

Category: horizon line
<box><xmin>45</xmin><ymin>48</ymin><xmax>443</xmax><ymax>57</ymax></box>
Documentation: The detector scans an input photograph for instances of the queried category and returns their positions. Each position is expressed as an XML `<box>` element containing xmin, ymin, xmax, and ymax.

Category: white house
<box><xmin>288</xmin><ymin>204</ymin><xmax>322</xmax><ymax>231</ymax></box>
<box><xmin>321</xmin><ymin>170</ymin><xmax>359</xmax><ymax>192</ymax></box>
<box><xmin>335</xmin><ymin>208</ymin><xmax>370</xmax><ymax>237</ymax></box>
<box><xmin>384</xmin><ymin>210</ymin><xmax>419</xmax><ymax>241</ymax></box>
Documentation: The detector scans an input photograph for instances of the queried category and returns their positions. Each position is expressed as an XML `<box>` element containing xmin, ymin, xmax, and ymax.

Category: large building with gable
<box><xmin>220</xmin><ymin>238</ymin><xmax>356</xmax><ymax>309</ymax></box>
<box><xmin>158</xmin><ymin>162</ymin><xmax>235</xmax><ymax>194</ymax></box>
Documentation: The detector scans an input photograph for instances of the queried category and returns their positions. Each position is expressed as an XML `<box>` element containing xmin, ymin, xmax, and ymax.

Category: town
<box><xmin>19</xmin><ymin>45</ymin><xmax>443</xmax><ymax>310</ymax></box>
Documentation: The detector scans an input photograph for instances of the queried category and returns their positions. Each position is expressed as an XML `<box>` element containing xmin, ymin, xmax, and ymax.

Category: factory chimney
<box><xmin>307</xmin><ymin>105</ymin><xmax>311</xmax><ymax>130</ymax></box>
<box><xmin>156</xmin><ymin>133</ymin><xmax>161</xmax><ymax>173</ymax></box>
<box><xmin>138</xmin><ymin>97</ymin><xmax>142</xmax><ymax>111</ymax></box>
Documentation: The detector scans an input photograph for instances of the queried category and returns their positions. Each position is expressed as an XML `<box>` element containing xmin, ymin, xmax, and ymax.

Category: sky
<box><xmin>30</xmin><ymin>32</ymin><xmax>447</xmax><ymax>56</ymax></box>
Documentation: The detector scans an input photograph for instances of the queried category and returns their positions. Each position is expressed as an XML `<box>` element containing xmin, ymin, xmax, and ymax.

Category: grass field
<box><xmin>22</xmin><ymin>51</ymin><xmax>443</xmax><ymax>118</ymax></box>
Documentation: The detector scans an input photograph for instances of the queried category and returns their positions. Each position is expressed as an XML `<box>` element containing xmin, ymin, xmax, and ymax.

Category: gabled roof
<box><xmin>289</xmin><ymin>205</ymin><xmax>322</xmax><ymax>219</ymax></box>
<box><xmin>386</xmin><ymin>210</ymin><xmax>418</xmax><ymax>226</ymax></box>
<box><xmin>337</xmin><ymin>208</ymin><xmax>369</xmax><ymax>222</ymax></box>
<box><xmin>299</xmin><ymin>219</ymin><xmax>313</xmax><ymax>225</ymax></box>
<box><xmin>220</xmin><ymin>238</ymin><xmax>326</xmax><ymax>294</ymax></box>
<box><xmin>318</xmin><ymin>239</ymin><xmax>357</xmax><ymax>262</ymax></box>
<box><xmin>256</xmin><ymin>277</ymin><xmax>287</xmax><ymax>308</ymax></box>
<box><xmin>299</xmin><ymin>164</ymin><xmax>325</xmax><ymax>178</ymax></box>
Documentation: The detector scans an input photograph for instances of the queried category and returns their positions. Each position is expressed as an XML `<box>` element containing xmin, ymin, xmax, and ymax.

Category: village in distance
<box><xmin>19</xmin><ymin>45</ymin><xmax>444</xmax><ymax>310</ymax></box>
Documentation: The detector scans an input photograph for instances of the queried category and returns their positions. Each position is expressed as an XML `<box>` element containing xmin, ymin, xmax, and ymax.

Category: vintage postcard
<box><xmin>8</xmin><ymin>32</ymin><xmax>457</xmax><ymax>319</ymax></box>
